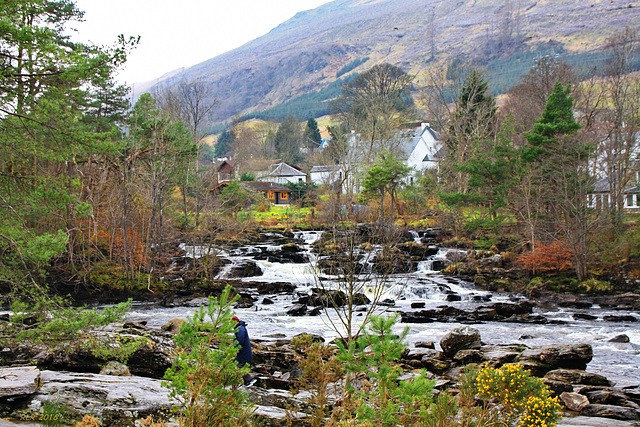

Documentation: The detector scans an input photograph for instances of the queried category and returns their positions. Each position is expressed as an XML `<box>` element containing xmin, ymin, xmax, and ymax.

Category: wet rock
<box><xmin>404</xmin><ymin>348</ymin><xmax>439</xmax><ymax>361</ymax></box>
<box><xmin>544</xmin><ymin>379</ymin><xmax>574</xmax><ymax>396</ymax></box>
<box><xmin>123</xmin><ymin>321</ymin><xmax>149</xmax><ymax>330</ymax></box>
<box><xmin>500</xmin><ymin>314</ymin><xmax>548</xmax><ymax>324</ymax></box>
<box><xmin>445</xmin><ymin>294</ymin><xmax>462</xmax><ymax>302</ymax></box>
<box><xmin>561</xmin><ymin>391</ymin><xmax>591</xmax><ymax>411</ymax></box>
<box><xmin>490</xmin><ymin>301</ymin><xmax>533</xmax><ymax>317</ymax></box>
<box><xmin>583</xmin><ymin>388</ymin><xmax>640</xmax><ymax>409</ymax></box>
<box><xmin>574</xmin><ymin>313</ymin><xmax>598</xmax><ymax>321</ymax></box>
<box><xmin>581</xmin><ymin>404</ymin><xmax>640</xmax><ymax>420</ymax></box>
<box><xmin>608</xmin><ymin>334</ymin><xmax>630</xmax><ymax>343</ymax></box>
<box><xmin>415</xmin><ymin>341</ymin><xmax>435</xmax><ymax>349</ymax></box>
<box><xmin>255</xmin><ymin>282</ymin><xmax>296</xmax><ymax>294</ymax></box>
<box><xmin>0</xmin><ymin>366</ymin><xmax>40</xmax><ymax>398</ymax></box>
<box><xmin>603</xmin><ymin>315</ymin><xmax>638</xmax><ymax>322</ymax></box>
<box><xmin>453</xmin><ymin>349</ymin><xmax>484</xmax><ymax>364</ymax></box>
<box><xmin>517</xmin><ymin>343</ymin><xmax>593</xmax><ymax>374</ymax></box>
<box><xmin>480</xmin><ymin>344</ymin><xmax>524</xmax><ymax>368</ymax></box>
<box><xmin>421</xmin><ymin>356</ymin><xmax>450</xmax><ymax>374</ymax></box>
<box><xmin>99</xmin><ymin>361</ymin><xmax>131</xmax><ymax>376</ymax></box>
<box><xmin>161</xmin><ymin>318</ymin><xmax>185</xmax><ymax>334</ymax></box>
<box><xmin>262</xmin><ymin>297</ymin><xmax>275</xmax><ymax>305</ymax></box>
<box><xmin>286</xmin><ymin>304</ymin><xmax>307</xmax><ymax>316</ymax></box>
<box><xmin>252</xmin><ymin>344</ymin><xmax>299</xmax><ymax>371</ymax></box>
<box><xmin>471</xmin><ymin>307</ymin><xmax>498</xmax><ymax>321</ymax></box>
<box><xmin>411</xmin><ymin>302</ymin><xmax>426</xmax><ymax>309</ymax></box>
<box><xmin>229</xmin><ymin>261</ymin><xmax>263</xmax><ymax>278</ymax></box>
<box><xmin>545</xmin><ymin>369</ymin><xmax>611</xmax><ymax>387</ymax></box>
<box><xmin>440</xmin><ymin>326</ymin><xmax>481</xmax><ymax>357</ymax></box>
<box><xmin>431</xmin><ymin>260</ymin><xmax>448</xmax><ymax>271</ymax></box>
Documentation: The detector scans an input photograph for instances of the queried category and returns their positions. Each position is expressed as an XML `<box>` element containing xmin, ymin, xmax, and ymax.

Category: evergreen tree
<box><xmin>303</xmin><ymin>118</ymin><xmax>322</xmax><ymax>150</ymax></box>
<box><xmin>274</xmin><ymin>115</ymin><xmax>303</xmax><ymax>164</ymax></box>
<box><xmin>0</xmin><ymin>0</ymin><xmax>134</xmax><ymax>300</ymax></box>
<box><xmin>215</xmin><ymin>129</ymin><xmax>235</xmax><ymax>158</ymax></box>
<box><xmin>444</xmin><ymin>70</ymin><xmax>497</xmax><ymax>194</ymax></box>
<box><xmin>362</xmin><ymin>152</ymin><xmax>411</xmax><ymax>223</ymax></box>
<box><xmin>523</xmin><ymin>82</ymin><xmax>594</xmax><ymax>280</ymax></box>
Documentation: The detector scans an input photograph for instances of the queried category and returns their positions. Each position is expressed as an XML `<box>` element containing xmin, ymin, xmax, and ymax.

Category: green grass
<box><xmin>238</xmin><ymin>205</ymin><xmax>313</xmax><ymax>225</ymax></box>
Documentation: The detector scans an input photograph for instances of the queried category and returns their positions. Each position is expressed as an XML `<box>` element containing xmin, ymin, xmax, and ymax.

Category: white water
<box><xmin>128</xmin><ymin>231</ymin><xmax>640</xmax><ymax>388</ymax></box>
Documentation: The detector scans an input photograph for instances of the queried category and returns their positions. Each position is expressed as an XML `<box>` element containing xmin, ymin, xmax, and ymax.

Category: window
<box><xmin>266</xmin><ymin>191</ymin><xmax>275</xmax><ymax>200</ymax></box>
<box><xmin>281</xmin><ymin>192</ymin><xmax>288</xmax><ymax>200</ymax></box>
<box><xmin>628</xmin><ymin>195</ymin><xmax>633</xmax><ymax>207</ymax></box>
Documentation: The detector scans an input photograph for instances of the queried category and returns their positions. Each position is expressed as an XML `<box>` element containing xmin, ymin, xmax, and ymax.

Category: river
<box><xmin>125</xmin><ymin>230</ymin><xmax>640</xmax><ymax>388</ymax></box>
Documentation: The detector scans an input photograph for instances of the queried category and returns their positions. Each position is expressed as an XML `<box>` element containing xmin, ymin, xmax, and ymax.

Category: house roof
<box><xmin>241</xmin><ymin>181</ymin><xmax>292</xmax><ymax>192</ymax></box>
<box><xmin>267</xmin><ymin>162</ymin><xmax>306</xmax><ymax>177</ymax></box>
<box><xmin>210</xmin><ymin>180</ymin><xmax>292</xmax><ymax>193</ymax></box>
<box><xmin>591</xmin><ymin>177</ymin><xmax>639</xmax><ymax>194</ymax></box>
<box><xmin>310</xmin><ymin>165</ymin><xmax>342</xmax><ymax>173</ymax></box>
<box><xmin>397</xmin><ymin>124</ymin><xmax>441</xmax><ymax>159</ymax></box>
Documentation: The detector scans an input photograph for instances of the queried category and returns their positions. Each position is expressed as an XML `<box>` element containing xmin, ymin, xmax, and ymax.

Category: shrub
<box><xmin>475</xmin><ymin>364</ymin><xmax>562</xmax><ymax>427</ymax></box>
<box><xmin>516</xmin><ymin>241</ymin><xmax>574</xmax><ymax>273</ymax></box>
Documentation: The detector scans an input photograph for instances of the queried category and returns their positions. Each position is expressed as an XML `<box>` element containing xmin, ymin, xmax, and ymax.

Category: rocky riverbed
<box><xmin>2</xmin><ymin>228</ymin><xmax>639</xmax><ymax>425</ymax></box>
<box><xmin>1</xmin><ymin>316</ymin><xmax>639</xmax><ymax>426</ymax></box>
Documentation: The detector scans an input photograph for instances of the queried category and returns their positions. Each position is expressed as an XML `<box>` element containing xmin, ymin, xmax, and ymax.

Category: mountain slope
<box><xmin>148</xmin><ymin>0</ymin><xmax>640</xmax><ymax>124</ymax></box>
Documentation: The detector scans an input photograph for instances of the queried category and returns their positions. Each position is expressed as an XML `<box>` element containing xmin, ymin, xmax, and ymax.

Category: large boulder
<box><xmin>439</xmin><ymin>326</ymin><xmax>482</xmax><ymax>357</ymax></box>
<box><xmin>561</xmin><ymin>392</ymin><xmax>591</xmax><ymax>412</ymax></box>
<box><xmin>581</xmin><ymin>404</ymin><xmax>640</xmax><ymax>421</ymax></box>
<box><xmin>517</xmin><ymin>343</ymin><xmax>593</xmax><ymax>375</ymax></box>
<box><xmin>545</xmin><ymin>369</ymin><xmax>611</xmax><ymax>387</ymax></box>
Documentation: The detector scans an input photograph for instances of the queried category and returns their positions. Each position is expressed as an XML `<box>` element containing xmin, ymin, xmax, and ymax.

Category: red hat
<box><xmin>232</xmin><ymin>316</ymin><xmax>240</xmax><ymax>322</ymax></box>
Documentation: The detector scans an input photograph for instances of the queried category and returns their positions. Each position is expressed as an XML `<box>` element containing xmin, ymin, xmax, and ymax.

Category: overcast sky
<box><xmin>71</xmin><ymin>0</ymin><xmax>331</xmax><ymax>85</ymax></box>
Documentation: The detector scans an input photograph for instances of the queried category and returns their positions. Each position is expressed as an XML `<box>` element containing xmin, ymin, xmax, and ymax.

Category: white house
<box><xmin>399</xmin><ymin>122</ymin><xmax>443</xmax><ymax>174</ymax></box>
<box><xmin>310</xmin><ymin>165</ymin><xmax>344</xmax><ymax>186</ymax></box>
<box><xmin>258</xmin><ymin>162</ymin><xmax>306</xmax><ymax>185</ymax></box>
<box><xmin>588</xmin><ymin>175</ymin><xmax>640</xmax><ymax>211</ymax></box>
<box><xmin>309</xmin><ymin>122</ymin><xmax>443</xmax><ymax>191</ymax></box>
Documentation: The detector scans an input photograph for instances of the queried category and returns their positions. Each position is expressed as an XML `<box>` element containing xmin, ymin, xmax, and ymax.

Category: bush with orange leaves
<box><xmin>516</xmin><ymin>241</ymin><xmax>574</xmax><ymax>273</ymax></box>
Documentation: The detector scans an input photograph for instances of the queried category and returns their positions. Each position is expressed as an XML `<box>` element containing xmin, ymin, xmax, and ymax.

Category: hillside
<box><xmin>147</xmin><ymin>0</ymin><xmax>640</xmax><ymax>124</ymax></box>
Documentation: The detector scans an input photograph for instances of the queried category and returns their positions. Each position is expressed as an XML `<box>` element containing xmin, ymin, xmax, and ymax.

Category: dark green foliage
<box><xmin>363</xmin><ymin>153</ymin><xmax>412</xmax><ymax>222</ymax></box>
<box><xmin>336</xmin><ymin>57</ymin><xmax>370</xmax><ymax>78</ymax></box>
<box><xmin>239</xmin><ymin>172</ymin><xmax>255</xmax><ymax>181</ymax></box>
<box><xmin>285</xmin><ymin>181</ymin><xmax>318</xmax><ymax>206</ymax></box>
<box><xmin>274</xmin><ymin>115</ymin><xmax>303</xmax><ymax>163</ymax></box>
<box><xmin>198</xmin><ymin>142</ymin><xmax>216</xmax><ymax>163</ymax></box>
<box><xmin>215</xmin><ymin>129</ymin><xmax>235</xmax><ymax>157</ymax></box>
<box><xmin>0</xmin><ymin>0</ymin><xmax>135</xmax><ymax>300</ymax></box>
<box><xmin>303</xmin><ymin>117</ymin><xmax>322</xmax><ymax>149</ymax></box>
<box><xmin>245</xmin><ymin>75</ymin><xmax>356</xmax><ymax>122</ymax></box>
<box><xmin>164</xmin><ymin>286</ymin><xmax>251</xmax><ymax>426</ymax></box>
<box><xmin>218</xmin><ymin>180</ymin><xmax>259</xmax><ymax>218</ymax></box>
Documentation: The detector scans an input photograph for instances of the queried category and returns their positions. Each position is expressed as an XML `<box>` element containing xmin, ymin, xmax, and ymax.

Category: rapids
<box><xmin>127</xmin><ymin>231</ymin><xmax>640</xmax><ymax>388</ymax></box>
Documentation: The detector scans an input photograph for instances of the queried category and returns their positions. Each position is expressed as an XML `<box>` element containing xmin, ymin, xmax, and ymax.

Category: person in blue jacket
<box><xmin>232</xmin><ymin>316</ymin><xmax>253</xmax><ymax>367</ymax></box>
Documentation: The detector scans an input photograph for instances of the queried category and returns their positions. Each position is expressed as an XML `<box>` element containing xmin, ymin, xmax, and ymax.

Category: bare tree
<box><xmin>331</xmin><ymin>63</ymin><xmax>416</xmax><ymax>163</ymax></box>
<box><xmin>597</xmin><ymin>27</ymin><xmax>640</xmax><ymax>226</ymax></box>
<box><xmin>156</xmin><ymin>79</ymin><xmax>218</xmax><ymax>228</ymax></box>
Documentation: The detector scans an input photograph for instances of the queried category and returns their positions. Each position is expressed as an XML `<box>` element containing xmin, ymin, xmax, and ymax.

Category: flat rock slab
<box><xmin>0</xmin><ymin>366</ymin><xmax>40</xmax><ymax>398</ymax></box>
<box><xmin>31</xmin><ymin>370</ymin><xmax>176</xmax><ymax>420</ymax></box>
<box><xmin>558</xmin><ymin>415</ymin><xmax>640</xmax><ymax>426</ymax></box>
